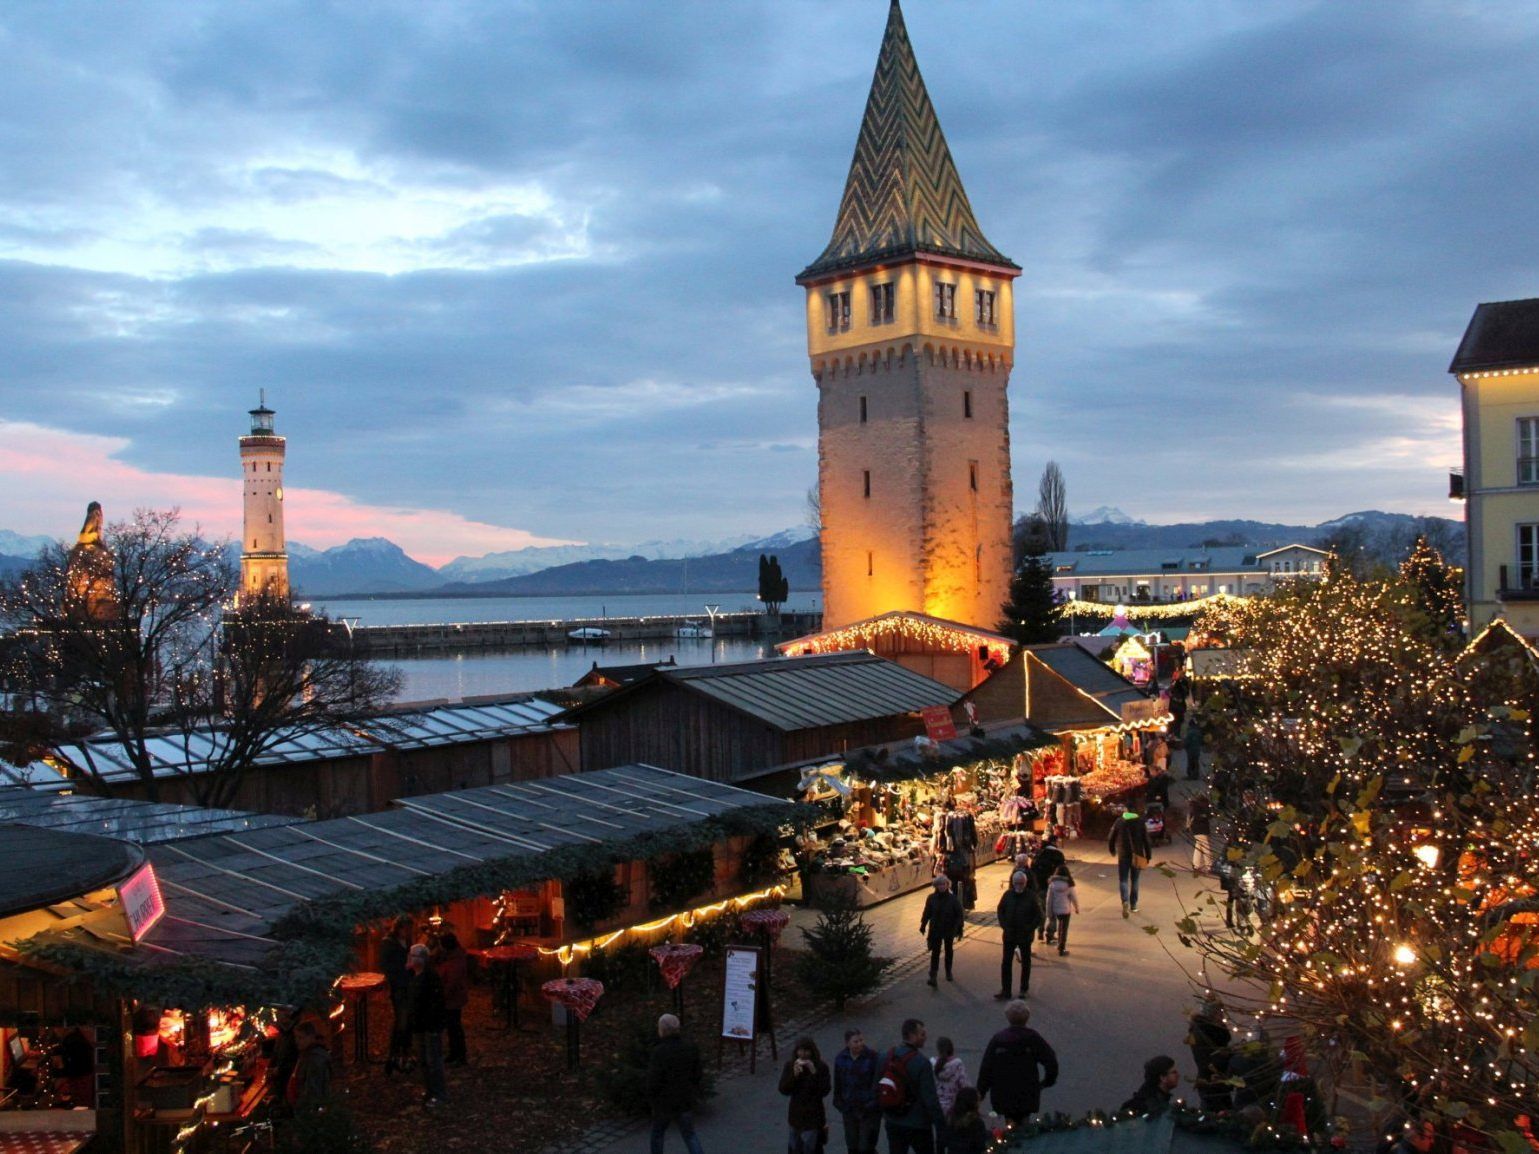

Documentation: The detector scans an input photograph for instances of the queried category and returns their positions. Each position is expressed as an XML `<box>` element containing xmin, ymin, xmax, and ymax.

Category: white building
<box><xmin>1045</xmin><ymin>543</ymin><xmax>1327</xmax><ymax>604</ymax></box>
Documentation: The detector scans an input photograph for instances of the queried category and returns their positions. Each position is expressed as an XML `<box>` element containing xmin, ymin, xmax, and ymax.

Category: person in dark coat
<box><xmin>381</xmin><ymin>917</ymin><xmax>414</xmax><ymax>1074</ymax></box>
<box><xmin>433</xmin><ymin>931</ymin><xmax>470</xmax><ymax>1065</ymax></box>
<box><xmin>405</xmin><ymin>943</ymin><xmax>447</xmax><ymax>1105</ymax></box>
<box><xmin>1187</xmin><ymin>998</ymin><xmax>1230</xmax><ymax>1085</ymax></box>
<box><xmin>919</xmin><ymin>876</ymin><xmax>965</xmax><ymax>987</ymax></box>
<box><xmin>942</xmin><ymin>1087</ymin><xmax>990</xmax><ymax>1154</ymax></box>
<box><xmin>647</xmin><ymin>1013</ymin><xmax>705</xmax><ymax>1154</ymax></box>
<box><xmin>1028</xmin><ymin>837</ymin><xmax>1064</xmax><ymax>942</ymax></box>
<box><xmin>1183</xmin><ymin>721</ymin><xmax>1204</xmax><ymax>780</ymax></box>
<box><xmin>995</xmin><ymin>871</ymin><xmax>1043</xmax><ymax>999</ymax></box>
<box><xmin>1108</xmin><ymin>810</ymin><xmax>1154</xmax><ymax>917</ymax></box>
<box><xmin>285</xmin><ymin>1021</ymin><xmax>331</xmax><ymax>1111</ymax></box>
<box><xmin>778</xmin><ymin>1037</ymin><xmax>832</xmax><ymax>1154</ymax></box>
<box><xmin>976</xmin><ymin>1001</ymin><xmax>1058</xmax><ymax>1126</ymax></box>
<box><xmin>1120</xmin><ymin>1054</ymin><xmax>1179</xmax><ymax>1115</ymax></box>
<box><xmin>832</xmin><ymin>1028</ymin><xmax>881</xmax><ymax>1154</ymax></box>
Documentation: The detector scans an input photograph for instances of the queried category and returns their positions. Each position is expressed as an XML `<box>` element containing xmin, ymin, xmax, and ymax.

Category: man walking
<box><xmin>918</xmin><ymin>877</ymin><xmax>965</xmax><ymax>987</ymax></box>
<box><xmin>833</xmin><ymin>1028</ymin><xmax>881</xmax><ymax>1154</ymax></box>
<box><xmin>881</xmin><ymin>1019</ymin><xmax>943</xmax><ymax>1154</ymax></box>
<box><xmin>976</xmin><ymin>1001</ymin><xmax>1058</xmax><ymax>1127</ymax></box>
<box><xmin>995</xmin><ymin>871</ymin><xmax>1043</xmax><ymax>999</ymax></box>
<box><xmin>1108</xmin><ymin>809</ymin><xmax>1154</xmax><ymax>917</ymax></box>
<box><xmin>647</xmin><ymin>1014</ymin><xmax>705</xmax><ymax>1154</ymax></box>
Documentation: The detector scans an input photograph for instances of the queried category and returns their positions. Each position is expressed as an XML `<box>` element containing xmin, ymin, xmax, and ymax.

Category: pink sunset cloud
<box><xmin>0</xmin><ymin>421</ymin><xmax>577</xmax><ymax>567</ymax></box>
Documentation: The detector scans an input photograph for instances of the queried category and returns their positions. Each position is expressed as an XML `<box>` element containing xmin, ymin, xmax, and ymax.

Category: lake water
<box><xmin>310</xmin><ymin>591</ymin><xmax>822</xmax><ymax>702</ymax></box>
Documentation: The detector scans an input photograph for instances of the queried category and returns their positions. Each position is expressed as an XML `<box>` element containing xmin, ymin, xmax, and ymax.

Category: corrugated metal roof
<box><xmin>10</xmin><ymin>696</ymin><xmax>569</xmax><ymax>787</ymax></box>
<box><xmin>148</xmin><ymin>765</ymin><xmax>785</xmax><ymax>932</ymax></box>
<box><xmin>0</xmin><ymin>787</ymin><xmax>296</xmax><ymax>844</ymax></box>
<box><xmin>0</xmin><ymin>826</ymin><xmax>145</xmax><ymax>918</ymax></box>
<box><xmin>663</xmin><ymin>652</ymin><xmax>956</xmax><ymax>731</ymax></box>
<box><xmin>1030</xmin><ymin>645</ymin><xmax>1150</xmax><ymax>716</ymax></box>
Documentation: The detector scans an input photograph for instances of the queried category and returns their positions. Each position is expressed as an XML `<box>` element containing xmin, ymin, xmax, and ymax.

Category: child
<box><xmin>931</xmin><ymin>1036</ymin><xmax>969</xmax><ymax>1120</ymax></box>
<box><xmin>1045</xmin><ymin>864</ymin><xmax>1080</xmax><ymax>955</ymax></box>
<box><xmin>943</xmin><ymin>1086</ymin><xmax>990</xmax><ymax>1154</ymax></box>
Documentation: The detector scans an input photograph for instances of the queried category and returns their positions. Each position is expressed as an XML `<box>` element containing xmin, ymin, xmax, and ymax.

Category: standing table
<box><xmin>336</xmin><ymin>971</ymin><xmax>386</xmax><ymax>1064</ymax></box>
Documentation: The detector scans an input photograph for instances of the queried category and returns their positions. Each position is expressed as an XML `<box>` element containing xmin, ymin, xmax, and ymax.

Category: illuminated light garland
<box><xmin>1059</xmin><ymin>592</ymin><xmax>1250</xmax><ymax>621</ymax></box>
<box><xmin>536</xmin><ymin>886</ymin><xmax>785</xmax><ymax>965</ymax></box>
<box><xmin>778</xmin><ymin>610</ymin><xmax>1013</xmax><ymax>666</ymax></box>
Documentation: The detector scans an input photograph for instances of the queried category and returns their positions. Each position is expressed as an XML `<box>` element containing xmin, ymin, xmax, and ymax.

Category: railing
<box><xmin>1498</xmin><ymin>565</ymin><xmax>1539</xmax><ymax>600</ymax></box>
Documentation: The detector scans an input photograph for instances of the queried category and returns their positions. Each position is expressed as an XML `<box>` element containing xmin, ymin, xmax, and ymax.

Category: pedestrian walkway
<box><xmin>588</xmin><ymin>804</ymin><xmax>1221</xmax><ymax>1154</ymax></box>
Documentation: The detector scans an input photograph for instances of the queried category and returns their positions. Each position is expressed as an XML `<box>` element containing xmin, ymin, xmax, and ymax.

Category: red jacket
<box><xmin>434</xmin><ymin>948</ymin><xmax>469</xmax><ymax>1010</ymax></box>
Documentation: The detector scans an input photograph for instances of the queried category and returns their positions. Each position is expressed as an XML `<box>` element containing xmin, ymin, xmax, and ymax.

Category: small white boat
<box><xmin>566</xmin><ymin>626</ymin><xmax>612</xmax><ymax>643</ymax></box>
<box><xmin>675</xmin><ymin>620</ymin><xmax>712</xmax><ymax>639</ymax></box>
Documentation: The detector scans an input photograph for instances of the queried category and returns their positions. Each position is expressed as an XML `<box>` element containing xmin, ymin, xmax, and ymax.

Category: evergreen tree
<box><xmin>757</xmin><ymin>553</ymin><xmax>790</xmax><ymax>615</ymax></box>
<box><xmin>795</xmin><ymin>900</ymin><xmax>891</xmax><ymax>1009</ymax></box>
<box><xmin>1398</xmin><ymin>534</ymin><xmax>1464</xmax><ymax>637</ymax></box>
<box><xmin>998</xmin><ymin>551</ymin><xmax>1062</xmax><ymax>645</ymax></box>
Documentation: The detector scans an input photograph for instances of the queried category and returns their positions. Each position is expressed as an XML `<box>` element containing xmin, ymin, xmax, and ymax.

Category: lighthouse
<box><xmin>239</xmin><ymin>392</ymin><xmax>289</xmax><ymax>604</ymax></box>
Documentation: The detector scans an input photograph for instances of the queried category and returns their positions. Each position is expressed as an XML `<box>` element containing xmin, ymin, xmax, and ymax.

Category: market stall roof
<box><xmin>1028</xmin><ymin>645</ymin><xmax>1152</xmax><ymax>719</ymax></box>
<box><xmin>832</xmin><ymin>720</ymin><xmax>1051</xmax><ymax>783</ymax></box>
<box><xmin>0</xmin><ymin>786</ymin><xmax>297</xmax><ymax>844</ymax></box>
<box><xmin>776</xmin><ymin>610</ymin><xmax>1014</xmax><ymax>663</ymax></box>
<box><xmin>1185</xmin><ymin>649</ymin><xmax>1252</xmax><ymax>680</ymax></box>
<box><xmin>0</xmin><ymin>826</ymin><xmax>145</xmax><ymax>918</ymax></box>
<box><xmin>3</xmin><ymin>695</ymin><xmax>568</xmax><ymax>789</ymax></box>
<box><xmin>147</xmin><ymin>764</ymin><xmax>787</xmax><ymax>932</ymax></box>
<box><xmin>572</xmin><ymin>657</ymin><xmax>678</xmax><ymax>689</ymax></box>
<box><xmin>963</xmin><ymin>645</ymin><xmax>1156</xmax><ymax>730</ymax></box>
<box><xmin>560</xmin><ymin>651</ymin><xmax>959</xmax><ymax>733</ymax></box>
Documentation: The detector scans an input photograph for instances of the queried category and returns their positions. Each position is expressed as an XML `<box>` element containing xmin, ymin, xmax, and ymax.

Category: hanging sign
<box><xmin>117</xmin><ymin>863</ymin><xmax>166</xmax><ymax>941</ymax></box>
<box><xmin>720</xmin><ymin>946</ymin><xmax>760</xmax><ymax>1040</ymax></box>
<box><xmin>921</xmin><ymin>705</ymin><xmax>958</xmax><ymax>742</ymax></box>
<box><xmin>1120</xmin><ymin>699</ymin><xmax>1161</xmax><ymax>724</ymax></box>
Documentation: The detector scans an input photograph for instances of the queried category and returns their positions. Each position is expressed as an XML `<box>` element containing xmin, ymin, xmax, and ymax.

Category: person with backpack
<box><xmin>976</xmin><ymin>1000</ymin><xmax>1058</xmax><ymax>1127</ymax></box>
<box><xmin>879</xmin><ymin>1019</ymin><xmax>944</xmax><ymax>1154</ymax></box>
<box><xmin>918</xmin><ymin>876</ymin><xmax>965</xmax><ymax>987</ymax></box>
<box><xmin>833</xmin><ymin>1028</ymin><xmax>881</xmax><ymax>1154</ymax></box>
<box><xmin>994</xmin><ymin>871</ymin><xmax>1043</xmax><ymax>999</ymax></box>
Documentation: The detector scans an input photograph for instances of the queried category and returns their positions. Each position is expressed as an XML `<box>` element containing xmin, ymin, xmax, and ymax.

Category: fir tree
<box><xmin>998</xmin><ymin>550</ymin><xmax>1062</xmax><ymax>645</ymax></box>
<box><xmin>794</xmin><ymin>900</ymin><xmax>892</xmax><ymax>1009</ymax></box>
<box><xmin>1398</xmin><ymin>534</ymin><xmax>1464</xmax><ymax>637</ymax></box>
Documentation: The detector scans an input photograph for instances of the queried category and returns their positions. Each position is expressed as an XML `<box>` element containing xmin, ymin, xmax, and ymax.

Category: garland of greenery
<box><xmin>564</xmin><ymin>868</ymin><xmax>628</xmax><ymax>931</ymax></box>
<box><xmin>646</xmin><ymin>847</ymin><xmax>715</xmax><ymax>912</ymax></box>
<box><xmin>991</xmin><ymin>1105</ymin><xmax>1318</xmax><ymax>1151</ymax></box>
<box><xmin>16</xmin><ymin>801</ymin><xmax>815</xmax><ymax>1010</ymax></box>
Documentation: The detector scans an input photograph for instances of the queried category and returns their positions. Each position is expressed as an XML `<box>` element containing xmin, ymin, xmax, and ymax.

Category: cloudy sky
<box><xmin>2</xmin><ymin>1</ymin><xmax>1532</xmax><ymax>565</ymax></box>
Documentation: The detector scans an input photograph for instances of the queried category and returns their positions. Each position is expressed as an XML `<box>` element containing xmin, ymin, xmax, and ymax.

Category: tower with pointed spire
<box><xmin>798</xmin><ymin>0</ymin><xmax>1019</xmax><ymax>632</ymax></box>
<box><xmin>239</xmin><ymin>392</ymin><xmax>289</xmax><ymax>603</ymax></box>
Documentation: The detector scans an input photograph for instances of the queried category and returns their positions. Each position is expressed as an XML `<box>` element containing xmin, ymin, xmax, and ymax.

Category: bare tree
<box><xmin>0</xmin><ymin>507</ymin><xmax>400</xmax><ymax>807</ymax></box>
<box><xmin>1035</xmin><ymin>462</ymin><xmax>1069</xmax><ymax>552</ymax></box>
<box><xmin>805</xmin><ymin>482</ymin><xmax>822</xmax><ymax>536</ymax></box>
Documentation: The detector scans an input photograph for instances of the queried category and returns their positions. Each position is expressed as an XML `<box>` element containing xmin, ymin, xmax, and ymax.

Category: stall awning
<box><xmin>0</xmin><ymin>787</ymin><xmax>296</xmax><ymax>844</ymax></box>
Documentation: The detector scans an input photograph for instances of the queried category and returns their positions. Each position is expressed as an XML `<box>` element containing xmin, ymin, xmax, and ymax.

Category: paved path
<box><xmin>596</xmin><ymin>779</ymin><xmax>1224</xmax><ymax>1154</ymax></box>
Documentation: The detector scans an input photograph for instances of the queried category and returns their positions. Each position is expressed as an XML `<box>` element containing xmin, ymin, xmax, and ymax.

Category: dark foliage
<box><xmin>794</xmin><ymin>900</ymin><xmax>891</xmax><ymax>1009</ymax></box>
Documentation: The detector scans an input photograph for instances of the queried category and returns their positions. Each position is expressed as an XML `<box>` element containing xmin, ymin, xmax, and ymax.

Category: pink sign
<box><xmin>118</xmin><ymin>863</ymin><xmax>165</xmax><ymax>941</ymax></box>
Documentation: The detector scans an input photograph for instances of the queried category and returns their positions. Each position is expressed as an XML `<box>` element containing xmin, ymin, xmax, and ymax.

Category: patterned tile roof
<box><xmin>798</xmin><ymin>0</ymin><xmax>1016</xmax><ymax>281</ymax></box>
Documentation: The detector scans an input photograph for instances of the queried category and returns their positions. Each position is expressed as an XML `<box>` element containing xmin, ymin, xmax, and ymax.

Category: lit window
<box><xmin>870</xmin><ymin>282</ymin><xmax>894</xmax><ymax>325</ymax></box>
<box><xmin>826</xmin><ymin>291</ymin><xmax>851</xmax><ymax>333</ymax></box>
<box><xmin>1519</xmin><ymin>524</ymin><xmax>1539</xmax><ymax>588</ymax></box>
<box><xmin>975</xmin><ymin>289</ymin><xmax>996</xmax><ymax>327</ymax></box>
<box><xmin>863</xmin><ymin>470</ymin><xmax>871</xmax><ymax>498</ymax></box>
<box><xmin>963</xmin><ymin>390</ymin><xmax>972</xmax><ymax>419</ymax></box>
<box><xmin>859</xmin><ymin>395</ymin><xmax>868</xmax><ymax>423</ymax></box>
<box><xmin>1519</xmin><ymin>417</ymin><xmax>1539</xmax><ymax>485</ymax></box>
<box><xmin>935</xmin><ymin>281</ymin><xmax>956</xmax><ymax>320</ymax></box>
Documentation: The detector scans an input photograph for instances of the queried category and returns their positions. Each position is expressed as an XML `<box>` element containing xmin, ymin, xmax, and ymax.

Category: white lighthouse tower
<box><xmin>239</xmin><ymin>392</ymin><xmax>289</xmax><ymax>604</ymax></box>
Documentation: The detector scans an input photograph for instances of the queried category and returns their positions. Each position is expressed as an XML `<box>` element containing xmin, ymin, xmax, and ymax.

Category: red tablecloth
<box><xmin>540</xmin><ymin>977</ymin><xmax>604</xmax><ymax>1022</ymax></box>
<box><xmin>336</xmin><ymin>971</ymin><xmax>385</xmax><ymax>992</ymax></box>
<box><xmin>648</xmin><ymin>942</ymin><xmax>704</xmax><ymax>989</ymax></box>
<box><xmin>0</xmin><ymin>1135</ymin><xmax>91</xmax><ymax>1154</ymax></box>
<box><xmin>740</xmin><ymin>908</ymin><xmax>790</xmax><ymax>942</ymax></box>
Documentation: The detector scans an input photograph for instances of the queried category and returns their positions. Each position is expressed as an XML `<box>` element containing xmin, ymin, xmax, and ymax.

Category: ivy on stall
<box><xmin>16</xmin><ymin>801</ymin><xmax>813</xmax><ymax>1010</ymax></box>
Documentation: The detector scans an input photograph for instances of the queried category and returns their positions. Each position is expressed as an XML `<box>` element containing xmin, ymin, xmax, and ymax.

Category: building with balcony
<box><xmin>1450</xmin><ymin>298</ymin><xmax>1539</xmax><ymax>636</ymax></box>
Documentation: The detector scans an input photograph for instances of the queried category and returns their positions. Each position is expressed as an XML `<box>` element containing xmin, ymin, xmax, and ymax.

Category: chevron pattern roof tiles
<box><xmin>799</xmin><ymin>1</ymin><xmax>1015</xmax><ymax>280</ymax></box>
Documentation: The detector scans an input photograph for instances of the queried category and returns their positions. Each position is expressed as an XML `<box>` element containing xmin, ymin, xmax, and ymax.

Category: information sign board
<box><xmin>720</xmin><ymin>946</ymin><xmax>760</xmax><ymax>1040</ymax></box>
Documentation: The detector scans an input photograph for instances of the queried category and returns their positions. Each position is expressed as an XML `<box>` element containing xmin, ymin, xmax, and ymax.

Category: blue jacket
<box><xmin>833</xmin><ymin>1046</ymin><xmax>879</xmax><ymax>1116</ymax></box>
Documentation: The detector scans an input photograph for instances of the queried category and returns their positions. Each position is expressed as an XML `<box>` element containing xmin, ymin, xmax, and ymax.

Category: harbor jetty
<box><xmin>346</xmin><ymin>609</ymin><xmax>822</xmax><ymax>657</ymax></box>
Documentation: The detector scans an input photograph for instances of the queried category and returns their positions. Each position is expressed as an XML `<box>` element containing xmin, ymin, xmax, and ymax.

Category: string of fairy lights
<box><xmin>1177</xmin><ymin>555</ymin><xmax>1536</xmax><ymax>1146</ymax></box>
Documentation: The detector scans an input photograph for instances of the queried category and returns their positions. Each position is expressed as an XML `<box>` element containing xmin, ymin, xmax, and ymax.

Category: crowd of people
<box><xmin>380</xmin><ymin>915</ymin><xmax>472</xmax><ymax>1107</ymax></box>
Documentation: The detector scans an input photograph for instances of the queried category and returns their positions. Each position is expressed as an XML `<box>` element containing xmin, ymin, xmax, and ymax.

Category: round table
<box><xmin>335</xmin><ymin>972</ymin><xmax>386</xmax><ymax>1064</ymax></box>
<box><xmin>474</xmin><ymin>943</ymin><xmax>539</xmax><ymax>1029</ymax></box>
<box><xmin>540</xmin><ymin>977</ymin><xmax>605</xmax><ymax>1070</ymax></box>
<box><xmin>648</xmin><ymin>943</ymin><xmax>704</xmax><ymax>1016</ymax></box>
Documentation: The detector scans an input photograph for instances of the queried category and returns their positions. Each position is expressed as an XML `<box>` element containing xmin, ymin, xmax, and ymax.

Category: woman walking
<box><xmin>778</xmin><ymin>1037</ymin><xmax>831</xmax><ymax>1154</ymax></box>
<box><xmin>1044</xmin><ymin>865</ymin><xmax>1080</xmax><ymax>955</ymax></box>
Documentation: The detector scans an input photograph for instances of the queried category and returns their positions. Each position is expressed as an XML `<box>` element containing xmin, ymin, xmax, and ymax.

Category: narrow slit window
<box><xmin>863</xmin><ymin>469</ymin><xmax>871</xmax><ymax>498</ymax></box>
<box><xmin>969</xmin><ymin>461</ymin><xmax>979</xmax><ymax>492</ymax></box>
<box><xmin>963</xmin><ymin>390</ymin><xmax>972</xmax><ymax>418</ymax></box>
<box><xmin>867</xmin><ymin>551</ymin><xmax>874</xmax><ymax>577</ymax></box>
<box><xmin>859</xmin><ymin>395</ymin><xmax>868</xmax><ymax>423</ymax></box>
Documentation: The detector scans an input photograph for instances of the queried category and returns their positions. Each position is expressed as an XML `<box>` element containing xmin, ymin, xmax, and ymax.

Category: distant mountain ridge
<box><xmin>0</xmin><ymin>514</ymin><xmax>1462</xmax><ymax>595</ymax></box>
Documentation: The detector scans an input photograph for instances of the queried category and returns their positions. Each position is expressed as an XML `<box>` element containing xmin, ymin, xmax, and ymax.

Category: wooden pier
<box><xmin>345</xmin><ymin>610</ymin><xmax>822</xmax><ymax>657</ymax></box>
